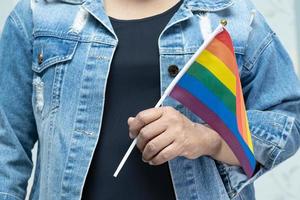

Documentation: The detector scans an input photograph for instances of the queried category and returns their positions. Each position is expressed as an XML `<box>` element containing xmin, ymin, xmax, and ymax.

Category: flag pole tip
<box><xmin>220</xmin><ymin>19</ymin><xmax>228</xmax><ymax>26</ymax></box>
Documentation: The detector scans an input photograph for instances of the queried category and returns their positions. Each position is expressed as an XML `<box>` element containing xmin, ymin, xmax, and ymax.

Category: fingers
<box><xmin>136</xmin><ymin>119</ymin><xmax>168</xmax><ymax>152</ymax></box>
<box><xmin>142</xmin><ymin>130</ymin><xmax>175</xmax><ymax>162</ymax></box>
<box><xmin>128</xmin><ymin>107</ymin><xmax>163</xmax><ymax>138</ymax></box>
<box><xmin>149</xmin><ymin>143</ymin><xmax>178</xmax><ymax>165</ymax></box>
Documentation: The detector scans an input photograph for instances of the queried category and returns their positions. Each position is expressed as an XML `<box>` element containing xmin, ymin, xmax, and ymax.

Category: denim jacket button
<box><xmin>168</xmin><ymin>64</ymin><xmax>179</xmax><ymax>77</ymax></box>
<box><xmin>38</xmin><ymin>52</ymin><xmax>43</xmax><ymax>65</ymax></box>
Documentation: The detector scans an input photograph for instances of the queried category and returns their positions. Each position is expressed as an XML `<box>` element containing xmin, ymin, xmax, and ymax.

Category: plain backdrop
<box><xmin>0</xmin><ymin>0</ymin><xmax>300</xmax><ymax>200</ymax></box>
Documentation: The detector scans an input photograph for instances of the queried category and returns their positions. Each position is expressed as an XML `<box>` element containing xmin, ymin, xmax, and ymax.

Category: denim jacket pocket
<box><xmin>160</xmin><ymin>47</ymin><xmax>201</xmax><ymax>119</ymax></box>
<box><xmin>31</xmin><ymin>34</ymin><xmax>79</xmax><ymax>120</ymax></box>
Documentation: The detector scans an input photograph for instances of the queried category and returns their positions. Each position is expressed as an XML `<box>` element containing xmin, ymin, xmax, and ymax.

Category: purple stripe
<box><xmin>170</xmin><ymin>84</ymin><xmax>254</xmax><ymax>176</ymax></box>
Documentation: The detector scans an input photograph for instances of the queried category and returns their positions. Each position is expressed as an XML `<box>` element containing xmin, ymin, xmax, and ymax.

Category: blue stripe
<box><xmin>177</xmin><ymin>73</ymin><xmax>256</xmax><ymax>169</ymax></box>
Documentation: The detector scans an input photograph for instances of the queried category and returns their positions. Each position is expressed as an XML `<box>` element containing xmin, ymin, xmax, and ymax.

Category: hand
<box><xmin>127</xmin><ymin>106</ymin><xmax>240</xmax><ymax>166</ymax></box>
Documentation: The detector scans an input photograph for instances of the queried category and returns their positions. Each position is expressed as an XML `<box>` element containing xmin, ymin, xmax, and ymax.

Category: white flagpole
<box><xmin>113</xmin><ymin>23</ymin><xmax>225</xmax><ymax>178</ymax></box>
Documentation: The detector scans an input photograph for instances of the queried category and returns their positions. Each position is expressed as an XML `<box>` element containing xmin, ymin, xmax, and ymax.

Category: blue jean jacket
<box><xmin>0</xmin><ymin>0</ymin><xmax>300</xmax><ymax>199</ymax></box>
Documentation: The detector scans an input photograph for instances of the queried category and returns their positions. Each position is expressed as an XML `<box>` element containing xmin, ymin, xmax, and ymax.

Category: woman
<box><xmin>0</xmin><ymin>0</ymin><xmax>299</xmax><ymax>199</ymax></box>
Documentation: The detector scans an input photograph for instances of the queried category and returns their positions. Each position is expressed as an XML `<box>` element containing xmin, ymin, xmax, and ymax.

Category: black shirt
<box><xmin>81</xmin><ymin>1</ymin><xmax>183</xmax><ymax>199</ymax></box>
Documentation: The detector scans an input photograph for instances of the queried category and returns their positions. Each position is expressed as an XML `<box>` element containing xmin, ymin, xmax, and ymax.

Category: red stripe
<box><xmin>170</xmin><ymin>84</ymin><xmax>253</xmax><ymax>176</ymax></box>
<box><xmin>215</xmin><ymin>29</ymin><xmax>235</xmax><ymax>55</ymax></box>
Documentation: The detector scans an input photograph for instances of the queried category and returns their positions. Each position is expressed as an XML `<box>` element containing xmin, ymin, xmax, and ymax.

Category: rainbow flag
<box><xmin>167</xmin><ymin>25</ymin><xmax>256</xmax><ymax>177</ymax></box>
<box><xmin>112</xmin><ymin>24</ymin><xmax>256</xmax><ymax>178</ymax></box>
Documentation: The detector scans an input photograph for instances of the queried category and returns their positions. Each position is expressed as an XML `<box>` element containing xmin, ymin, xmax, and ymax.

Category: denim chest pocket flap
<box><xmin>31</xmin><ymin>34</ymin><xmax>80</xmax><ymax>120</ymax></box>
<box><xmin>32</xmin><ymin>35</ymin><xmax>79</xmax><ymax>73</ymax></box>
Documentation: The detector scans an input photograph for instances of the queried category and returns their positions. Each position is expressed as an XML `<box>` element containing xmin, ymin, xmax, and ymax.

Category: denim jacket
<box><xmin>0</xmin><ymin>0</ymin><xmax>300</xmax><ymax>199</ymax></box>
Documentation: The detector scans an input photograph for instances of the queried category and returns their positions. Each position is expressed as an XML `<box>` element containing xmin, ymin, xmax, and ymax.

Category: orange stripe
<box><xmin>236</xmin><ymin>79</ymin><xmax>248</xmax><ymax>144</ymax></box>
<box><xmin>206</xmin><ymin>38</ymin><xmax>238</xmax><ymax>75</ymax></box>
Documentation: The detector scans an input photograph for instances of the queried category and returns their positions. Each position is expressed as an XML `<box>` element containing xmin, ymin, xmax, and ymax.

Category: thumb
<box><xmin>128</xmin><ymin>117</ymin><xmax>135</xmax><ymax>139</ymax></box>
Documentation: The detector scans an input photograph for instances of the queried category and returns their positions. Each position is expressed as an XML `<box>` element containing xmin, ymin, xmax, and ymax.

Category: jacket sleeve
<box><xmin>244</xmin><ymin>32</ymin><xmax>300</xmax><ymax>178</ymax></box>
<box><xmin>0</xmin><ymin>3</ymin><xmax>37</xmax><ymax>200</ymax></box>
<box><xmin>219</xmin><ymin>6</ymin><xmax>300</xmax><ymax>196</ymax></box>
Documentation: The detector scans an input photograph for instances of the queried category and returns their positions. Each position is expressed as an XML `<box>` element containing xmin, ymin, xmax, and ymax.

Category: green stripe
<box><xmin>187</xmin><ymin>62</ymin><xmax>236</xmax><ymax>114</ymax></box>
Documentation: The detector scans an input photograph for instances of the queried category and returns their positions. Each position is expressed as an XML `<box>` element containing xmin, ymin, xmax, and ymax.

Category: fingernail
<box><xmin>142</xmin><ymin>158</ymin><xmax>146</xmax><ymax>163</ymax></box>
<box><xmin>129</xmin><ymin>132</ymin><xmax>134</xmax><ymax>139</ymax></box>
<box><xmin>128</xmin><ymin>117</ymin><xmax>134</xmax><ymax>122</ymax></box>
<box><xmin>149</xmin><ymin>161</ymin><xmax>153</xmax><ymax>165</ymax></box>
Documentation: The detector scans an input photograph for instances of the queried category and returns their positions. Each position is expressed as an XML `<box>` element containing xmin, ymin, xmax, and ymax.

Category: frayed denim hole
<box><xmin>33</xmin><ymin>76</ymin><xmax>45</xmax><ymax>113</ymax></box>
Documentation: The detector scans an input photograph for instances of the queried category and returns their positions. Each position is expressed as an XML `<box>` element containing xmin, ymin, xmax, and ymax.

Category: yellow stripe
<box><xmin>196</xmin><ymin>50</ymin><xmax>236</xmax><ymax>95</ymax></box>
<box><xmin>241</xmin><ymin>98</ymin><xmax>254</xmax><ymax>152</ymax></box>
<box><xmin>244</xmin><ymin>114</ymin><xmax>254</xmax><ymax>153</ymax></box>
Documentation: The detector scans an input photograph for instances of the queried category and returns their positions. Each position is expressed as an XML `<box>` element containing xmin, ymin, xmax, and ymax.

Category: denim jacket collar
<box><xmin>58</xmin><ymin>0</ymin><xmax>234</xmax><ymax>12</ymax></box>
<box><xmin>73</xmin><ymin>0</ymin><xmax>233</xmax><ymax>42</ymax></box>
<box><xmin>184</xmin><ymin>0</ymin><xmax>234</xmax><ymax>11</ymax></box>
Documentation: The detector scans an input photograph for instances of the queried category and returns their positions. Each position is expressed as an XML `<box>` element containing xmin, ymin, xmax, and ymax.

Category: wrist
<box><xmin>199</xmin><ymin>123</ymin><xmax>240</xmax><ymax>166</ymax></box>
<box><xmin>195</xmin><ymin>123</ymin><xmax>223</xmax><ymax>158</ymax></box>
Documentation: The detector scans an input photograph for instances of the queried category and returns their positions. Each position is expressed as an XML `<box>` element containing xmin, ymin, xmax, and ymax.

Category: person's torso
<box><xmin>26</xmin><ymin>0</ymin><xmax>259</xmax><ymax>199</ymax></box>
<box><xmin>81</xmin><ymin>1</ymin><xmax>183</xmax><ymax>199</ymax></box>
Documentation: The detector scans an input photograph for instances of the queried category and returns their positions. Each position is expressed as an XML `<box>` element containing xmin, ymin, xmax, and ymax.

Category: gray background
<box><xmin>1</xmin><ymin>0</ymin><xmax>300</xmax><ymax>199</ymax></box>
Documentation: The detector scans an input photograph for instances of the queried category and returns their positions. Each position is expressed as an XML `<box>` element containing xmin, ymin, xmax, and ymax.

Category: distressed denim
<box><xmin>0</xmin><ymin>0</ymin><xmax>300</xmax><ymax>199</ymax></box>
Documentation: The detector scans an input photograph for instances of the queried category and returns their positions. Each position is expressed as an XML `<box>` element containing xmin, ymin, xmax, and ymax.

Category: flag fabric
<box><xmin>168</xmin><ymin>26</ymin><xmax>256</xmax><ymax>177</ymax></box>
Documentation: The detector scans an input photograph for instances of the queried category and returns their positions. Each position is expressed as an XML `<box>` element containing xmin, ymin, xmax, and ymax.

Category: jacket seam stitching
<box><xmin>278</xmin><ymin>116</ymin><xmax>295</xmax><ymax>149</ymax></box>
<box><xmin>242</xmin><ymin>31</ymin><xmax>275</xmax><ymax>72</ymax></box>
<box><xmin>215</xmin><ymin>161</ymin><xmax>236</xmax><ymax>199</ymax></box>
<box><xmin>251</xmin><ymin>131</ymin><xmax>279</xmax><ymax>147</ymax></box>
<box><xmin>267</xmin><ymin>116</ymin><xmax>296</xmax><ymax>168</ymax></box>
<box><xmin>223</xmin><ymin>165</ymin><xmax>236</xmax><ymax>198</ymax></box>
<box><xmin>0</xmin><ymin>192</ymin><xmax>23</xmax><ymax>200</ymax></box>
<box><xmin>9</xmin><ymin>11</ymin><xmax>31</xmax><ymax>44</ymax></box>
<box><xmin>250</xmin><ymin>111</ymin><xmax>295</xmax><ymax>149</ymax></box>
<box><xmin>9</xmin><ymin>11</ymin><xmax>28</xmax><ymax>39</ymax></box>
<box><xmin>267</xmin><ymin>145</ymin><xmax>280</xmax><ymax>166</ymax></box>
<box><xmin>187</xmin><ymin>1</ymin><xmax>234</xmax><ymax>12</ymax></box>
<box><xmin>179</xmin><ymin>18</ymin><xmax>186</xmax><ymax>53</ymax></box>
